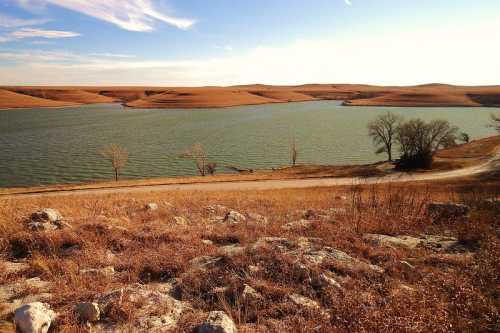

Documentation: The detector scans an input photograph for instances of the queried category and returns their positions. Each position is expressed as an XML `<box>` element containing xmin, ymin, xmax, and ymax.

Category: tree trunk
<box><xmin>115</xmin><ymin>169</ymin><xmax>118</xmax><ymax>181</ymax></box>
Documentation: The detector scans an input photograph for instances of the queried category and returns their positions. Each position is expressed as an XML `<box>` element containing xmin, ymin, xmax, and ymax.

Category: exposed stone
<box><xmin>363</xmin><ymin>234</ymin><xmax>466</xmax><ymax>252</ymax></box>
<box><xmin>426</xmin><ymin>202</ymin><xmax>470</xmax><ymax>223</ymax></box>
<box><xmin>26</xmin><ymin>222</ymin><xmax>58</xmax><ymax>232</ymax></box>
<box><xmin>218</xmin><ymin>244</ymin><xmax>246</xmax><ymax>257</ymax></box>
<box><xmin>281</xmin><ymin>219</ymin><xmax>313</xmax><ymax>231</ymax></box>
<box><xmin>95</xmin><ymin>283</ymin><xmax>187</xmax><ymax>332</ymax></box>
<box><xmin>0</xmin><ymin>278</ymin><xmax>52</xmax><ymax>304</ymax></box>
<box><xmin>201</xmin><ymin>239</ymin><xmax>214</xmax><ymax>246</ymax></box>
<box><xmin>75</xmin><ymin>302</ymin><xmax>100</xmax><ymax>322</ymax></box>
<box><xmin>146</xmin><ymin>203</ymin><xmax>159</xmax><ymax>211</ymax></box>
<box><xmin>289</xmin><ymin>294</ymin><xmax>320</xmax><ymax>310</ymax></box>
<box><xmin>205</xmin><ymin>205</ymin><xmax>229</xmax><ymax>215</ymax></box>
<box><xmin>296</xmin><ymin>237</ymin><xmax>323</xmax><ymax>250</ymax></box>
<box><xmin>251</xmin><ymin>237</ymin><xmax>294</xmax><ymax>252</ymax></box>
<box><xmin>399</xmin><ymin>261</ymin><xmax>415</xmax><ymax>271</ymax></box>
<box><xmin>80</xmin><ymin>266</ymin><xmax>115</xmax><ymax>277</ymax></box>
<box><xmin>173</xmin><ymin>216</ymin><xmax>190</xmax><ymax>225</ymax></box>
<box><xmin>242</xmin><ymin>284</ymin><xmax>262</xmax><ymax>301</ymax></box>
<box><xmin>0</xmin><ymin>261</ymin><xmax>29</xmax><ymax>276</ymax></box>
<box><xmin>13</xmin><ymin>302</ymin><xmax>55</xmax><ymax>333</ymax></box>
<box><xmin>301</xmin><ymin>247</ymin><xmax>384</xmax><ymax>274</ymax></box>
<box><xmin>313</xmin><ymin>273</ymin><xmax>343</xmax><ymax>290</ymax></box>
<box><xmin>30</xmin><ymin>209</ymin><xmax>62</xmax><ymax>223</ymax></box>
<box><xmin>335</xmin><ymin>195</ymin><xmax>348</xmax><ymax>201</ymax></box>
<box><xmin>195</xmin><ymin>311</ymin><xmax>237</xmax><ymax>333</ymax></box>
<box><xmin>224</xmin><ymin>210</ymin><xmax>247</xmax><ymax>224</ymax></box>
<box><xmin>247</xmin><ymin>213</ymin><xmax>268</xmax><ymax>224</ymax></box>
<box><xmin>189</xmin><ymin>256</ymin><xmax>223</xmax><ymax>271</ymax></box>
<box><xmin>327</xmin><ymin>207</ymin><xmax>348</xmax><ymax>216</ymax></box>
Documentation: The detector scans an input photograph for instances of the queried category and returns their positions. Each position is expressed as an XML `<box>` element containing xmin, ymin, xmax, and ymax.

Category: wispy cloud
<box><xmin>0</xmin><ymin>27</ymin><xmax>80</xmax><ymax>43</ymax></box>
<box><xmin>88</xmin><ymin>53</ymin><xmax>136</xmax><ymax>59</ymax></box>
<box><xmin>15</xmin><ymin>0</ymin><xmax>196</xmax><ymax>31</ymax></box>
<box><xmin>0</xmin><ymin>13</ymin><xmax>50</xmax><ymax>28</ymax></box>
<box><xmin>344</xmin><ymin>0</ymin><xmax>352</xmax><ymax>5</ymax></box>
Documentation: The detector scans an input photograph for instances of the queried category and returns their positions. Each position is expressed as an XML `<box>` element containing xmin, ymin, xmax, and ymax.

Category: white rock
<box><xmin>195</xmin><ymin>311</ymin><xmax>237</xmax><ymax>333</ymax></box>
<box><xmin>31</xmin><ymin>209</ymin><xmax>62</xmax><ymax>223</ymax></box>
<box><xmin>14</xmin><ymin>302</ymin><xmax>55</xmax><ymax>333</ymax></box>
<box><xmin>146</xmin><ymin>203</ymin><xmax>158</xmax><ymax>211</ymax></box>
<box><xmin>80</xmin><ymin>266</ymin><xmax>115</xmax><ymax>277</ymax></box>
<box><xmin>281</xmin><ymin>219</ymin><xmax>313</xmax><ymax>231</ymax></box>
<box><xmin>75</xmin><ymin>302</ymin><xmax>100</xmax><ymax>322</ymax></box>
<box><xmin>242</xmin><ymin>284</ymin><xmax>262</xmax><ymax>301</ymax></box>
<box><xmin>224</xmin><ymin>210</ymin><xmax>246</xmax><ymax>224</ymax></box>
<box><xmin>173</xmin><ymin>216</ymin><xmax>190</xmax><ymax>225</ymax></box>
<box><xmin>289</xmin><ymin>294</ymin><xmax>320</xmax><ymax>310</ymax></box>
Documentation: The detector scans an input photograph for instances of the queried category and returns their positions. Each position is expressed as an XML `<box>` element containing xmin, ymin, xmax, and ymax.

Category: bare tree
<box><xmin>289</xmin><ymin>134</ymin><xmax>299</xmax><ymax>166</ymax></box>
<box><xmin>99</xmin><ymin>144</ymin><xmax>128</xmax><ymax>181</ymax></box>
<box><xmin>179</xmin><ymin>143</ymin><xmax>214</xmax><ymax>176</ymax></box>
<box><xmin>490</xmin><ymin>113</ymin><xmax>500</xmax><ymax>133</ymax></box>
<box><xmin>367</xmin><ymin>112</ymin><xmax>403</xmax><ymax>162</ymax></box>
<box><xmin>459</xmin><ymin>132</ymin><xmax>470</xmax><ymax>144</ymax></box>
<box><xmin>395</xmin><ymin>119</ymin><xmax>458</xmax><ymax>169</ymax></box>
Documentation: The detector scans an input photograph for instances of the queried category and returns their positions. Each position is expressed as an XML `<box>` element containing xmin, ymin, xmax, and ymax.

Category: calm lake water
<box><xmin>0</xmin><ymin>101</ymin><xmax>498</xmax><ymax>187</ymax></box>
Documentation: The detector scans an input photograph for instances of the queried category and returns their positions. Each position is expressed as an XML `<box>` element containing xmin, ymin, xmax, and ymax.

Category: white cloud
<box><xmin>344</xmin><ymin>0</ymin><xmax>352</xmax><ymax>5</ymax></box>
<box><xmin>15</xmin><ymin>0</ymin><xmax>196</xmax><ymax>31</ymax></box>
<box><xmin>0</xmin><ymin>18</ymin><xmax>499</xmax><ymax>86</ymax></box>
<box><xmin>0</xmin><ymin>13</ymin><xmax>50</xmax><ymax>28</ymax></box>
<box><xmin>10</xmin><ymin>27</ymin><xmax>80</xmax><ymax>39</ymax></box>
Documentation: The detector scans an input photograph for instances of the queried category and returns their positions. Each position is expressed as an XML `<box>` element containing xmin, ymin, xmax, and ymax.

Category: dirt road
<box><xmin>2</xmin><ymin>150</ymin><xmax>498</xmax><ymax>199</ymax></box>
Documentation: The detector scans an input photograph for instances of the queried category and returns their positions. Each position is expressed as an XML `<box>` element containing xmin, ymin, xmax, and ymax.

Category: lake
<box><xmin>0</xmin><ymin>101</ymin><xmax>498</xmax><ymax>188</ymax></box>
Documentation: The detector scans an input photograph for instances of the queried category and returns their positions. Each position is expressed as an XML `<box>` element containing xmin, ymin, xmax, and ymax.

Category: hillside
<box><xmin>1</xmin><ymin>84</ymin><xmax>500</xmax><ymax>109</ymax></box>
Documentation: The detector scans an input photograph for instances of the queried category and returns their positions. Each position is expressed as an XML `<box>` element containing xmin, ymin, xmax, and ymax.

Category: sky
<box><xmin>0</xmin><ymin>0</ymin><xmax>499</xmax><ymax>86</ymax></box>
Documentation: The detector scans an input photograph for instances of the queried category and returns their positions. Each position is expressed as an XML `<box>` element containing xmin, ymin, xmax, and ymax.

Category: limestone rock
<box><xmin>289</xmin><ymin>294</ymin><xmax>320</xmax><ymax>310</ymax></box>
<box><xmin>218</xmin><ymin>244</ymin><xmax>245</xmax><ymax>257</ymax></box>
<box><xmin>80</xmin><ymin>266</ymin><xmax>115</xmax><ymax>277</ymax></box>
<box><xmin>146</xmin><ymin>203</ymin><xmax>158</xmax><ymax>211</ymax></box>
<box><xmin>242</xmin><ymin>284</ymin><xmax>262</xmax><ymax>301</ymax></box>
<box><xmin>173</xmin><ymin>216</ymin><xmax>190</xmax><ymax>225</ymax></box>
<box><xmin>224</xmin><ymin>210</ymin><xmax>246</xmax><ymax>224</ymax></box>
<box><xmin>195</xmin><ymin>311</ymin><xmax>237</xmax><ymax>333</ymax></box>
<box><xmin>30</xmin><ymin>209</ymin><xmax>62</xmax><ymax>223</ymax></box>
<box><xmin>301</xmin><ymin>247</ymin><xmax>384</xmax><ymax>274</ymax></box>
<box><xmin>281</xmin><ymin>219</ymin><xmax>313</xmax><ymax>231</ymax></box>
<box><xmin>13</xmin><ymin>302</ymin><xmax>55</xmax><ymax>333</ymax></box>
<box><xmin>247</xmin><ymin>213</ymin><xmax>268</xmax><ymax>224</ymax></box>
<box><xmin>75</xmin><ymin>302</ymin><xmax>100</xmax><ymax>322</ymax></box>
<box><xmin>0</xmin><ymin>261</ymin><xmax>29</xmax><ymax>276</ymax></box>
<box><xmin>363</xmin><ymin>234</ymin><xmax>465</xmax><ymax>252</ymax></box>
<box><xmin>189</xmin><ymin>256</ymin><xmax>223</xmax><ymax>271</ymax></box>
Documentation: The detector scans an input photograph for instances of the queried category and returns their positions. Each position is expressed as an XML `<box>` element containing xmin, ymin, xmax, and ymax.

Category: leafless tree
<box><xmin>289</xmin><ymin>134</ymin><xmax>299</xmax><ymax>166</ymax></box>
<box><xmin>459</xmin><ymin>132</ymin><xmax>470</xmax><ymax>144</ymax></box>
<box><xmin>99</xmin><ymin>144</ymin><xmax>128</xmax><ymax>181</ymax></box>
<box><xmin>395</xmin><ymin>119</ymin><xmax>458</xmax><ymax>169</ymax></box>
<box><xmin>367</xmin><ymin>112</ymin><xmax>403</xmax><ymax>162</ymax></box>
<box><xmin>490</xmin><ymin>113</ymin><xmax>500</xmax><ymax>133</ymax></box>
<box><xmin>179</xmin><ymin>143</ymin><xmax>214</xmax><ymax>176</ymax></box>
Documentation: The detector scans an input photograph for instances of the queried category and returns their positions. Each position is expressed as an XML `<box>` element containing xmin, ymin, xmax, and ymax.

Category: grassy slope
<box><xmin>1</xmin><ymin>84</ymin><xmax>500</xmax><ymax>109</ymax></box>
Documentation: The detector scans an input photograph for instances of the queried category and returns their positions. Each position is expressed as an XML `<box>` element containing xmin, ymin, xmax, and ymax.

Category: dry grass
<box><xmin>0</xmin><ymin>180</ymin><xmax>499</xmax><ymax>332</ymax></box>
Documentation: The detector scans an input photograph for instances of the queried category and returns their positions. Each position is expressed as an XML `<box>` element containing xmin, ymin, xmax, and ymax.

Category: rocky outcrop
<box><xmin>14</xmin><ymin>302</ymin><xmax>56</xmax><ymax>333</ymax></box>
<box><xmin>363</xmin><ymin>234</ymin><xmax>467</xmax><ymax>252</ymax></box>
<box><xmin>224</xmin><ymin>211</ymin><xmax>247</xmax><ymax>224</ymax></box>
<box><xmin>27</xmin><ymin>208</ymin><xmax>70</xmax><ymax>231</ymax></box>
<box><xmin>195</xmin><ymin>311</ymin><xmax>237</xmax><ymax>333</ymax></box>
<box><xmin>281</xmin><ymin>219</ymin><xmax>313</xmax><ymax>231</ymax></box>
<box><xmin>145</xmin><ymin>203</ymin><xmax>158</xmax><ymax>211</ymax></box>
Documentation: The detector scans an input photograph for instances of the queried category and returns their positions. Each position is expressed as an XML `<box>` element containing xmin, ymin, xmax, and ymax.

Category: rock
<box><xmin>313</xmin><ymin>273</ymin><xmax>343</xmax><ymax>290</ymax></box>
<box><xmin>0</xmin><ymin>261</ymin><xmax>29</xmax><ymax>276</ymax></box>
<box><xmin>13</xmin><ymin>302</ymin><xmax>55</xmax><ymax>333</ymax></box>
<box><xmin>363</xmin><ymin>234</ymin><xmax>465</xmax><ymax>252</ymax></box>
<box><xmin>205</xmin><ymin>205</ymin><xmax>229</xmax><ymax>215</ymax></box>
<box><xmin>242</xmin><ymin>284</ymin><xmax>262</xmax><ymax>301</ymax></box>
<box><xmin>247</xmin><ymin>213</ymin><xmax>268</xmax><ymax>224</ymax></box>
<box><xmin>80</xmin><ymin>266</ymin><xmax>115</xmax><ymax>277</ymax></box>
<box><xmin>289</xmin><ymin>294</ymin><xmax>320</xmax><ymax>310</ymax></box>
<box><xmin>399</xmin><ymin>261</ymin><xmax>415</xmax><ymax>271</ymax></box>
<box><xmin>30</xmin><ymin>209</ymin><xmax>62</xmax><ymax>223</ymax></box>
<box><xmin>224</xmin><ymin>210</ymin><xmax>246</xmax><ymax>224</ymax></box>
<box><xmin>251</xmin><ymin>237</ymin><xmax>294</xmax><ymax>252</ymax></box>
<box><xmin>281</xmin><ymin>219</ymin><xmax>313</xmax><ymax>231</ymax></box>
<box><xmin>189</xmin><ymin>256</ymin><xmax>223</xmax><ymax>271</ymax></box>
<box><xmin>302</xmin><ymin>247</ymin><xmax>384</xmax><ymax>274</ymax></box>
<box><xmin>195</xmin><ymin>311</ymin><xmax>237</xmax><ymax>333</ymax></box>
<box><xmin>201</xmin><ymin>239</ymin><xmax>214</xmax><ymax>246</ymax></box>
<box><xmin>146</xmin><ymin>203</ymin><xmax>159</xmax><ymax>211</ymax></box>
<box><xmin>95</xmin><ymin>284</ymin><xmax>186</xmax><ymax>332</ymax></box>
<box><xmin>75</xmin><ymin>302</ymin><xmax>100</xmax><ymax>322</ymax></box>
<box><xmin>173</xmin><ymin>216</ymin><xmax>190</xmax><ymax>225</ymax></box>
<box><xmin>247</xmin><ymin>265</ymin><xmax>261</xmax><ymax>274</ymax></box>
<box><xmin>26</xmin><ymin>222</ymin><xmax>59</xmax><ymax>232</ymax></box>
<box><xmin>327</xmin><ymin>208</ymin><xmax>348</xmax><ymax>216</ymax></box>
<box><xmin>335</xmin><ymin>195</ymin><xmax>348</xmax><ymax>201</ymax></box>
<box><xmin>1</xmin><ymin>278</ymin><xmax>52</xmax><ymax>303</ymax></box>
<box><xmin>426</xmin><ymin>202</ymin><xmax>470</xmax><ymax>223</ymax></box>
<box><xmin>296</xmin><ymin>237</ymin><xmax>323</xmax><ymax>250</ymax></box>
<box><xmin>218</xmin><ymin>244</ymin><xmax>245</xmax><ymax>257</ymax></box>
<box><xmin>302</xmin><ymin>209</ymin><xmax>318</xmax><ymax>220</ymax></box>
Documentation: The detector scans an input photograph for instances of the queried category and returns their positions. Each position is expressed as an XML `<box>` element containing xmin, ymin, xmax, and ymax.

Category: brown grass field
<box><xmin>1</xmin><ymin>84</ymin><xmax>500</xmax><ymax>109</ymax></box>
<box><xmin>0</xmin><ymin>138</ymin><xmax>499</xmax><ymax>332</ymax></box>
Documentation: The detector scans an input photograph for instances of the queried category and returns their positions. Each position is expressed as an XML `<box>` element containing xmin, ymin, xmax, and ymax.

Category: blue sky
<box><xmin>0</xmin><ymin>0</ymin><xmax>499</xmax><ymax>86</ymax></box>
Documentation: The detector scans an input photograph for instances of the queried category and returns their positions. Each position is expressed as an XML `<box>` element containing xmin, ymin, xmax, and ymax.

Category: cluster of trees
<box><xmin>97</xmin><ymin>112</ymin><xmax>500</xmax><ymax>181</ymax></box>
<box><xmin>368</xmin><ymin>112</ymin><xmax>500</xmax><ymax>169</ymax></box>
